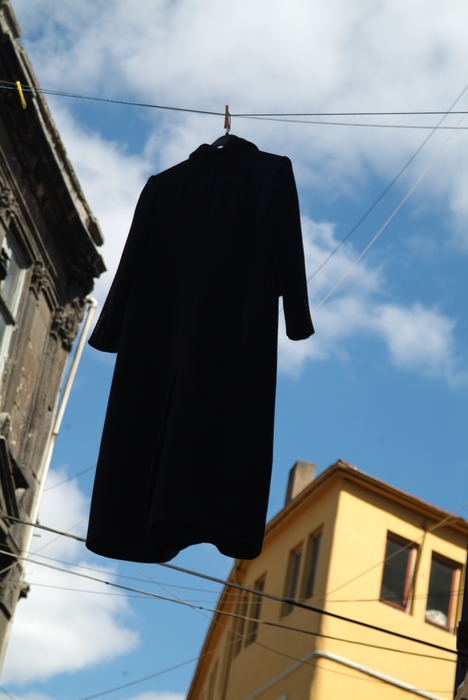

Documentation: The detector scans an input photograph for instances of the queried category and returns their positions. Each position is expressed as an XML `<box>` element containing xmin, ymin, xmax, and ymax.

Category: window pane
<box><xmin>233</xmin><ymin>593</ymin><xmax>248</xmax><ymax>656</ymax></box>
<box><xmin>246</xmin><ymin>579</ymin><xmax>264</xmax><ymax>643</ymax></box>
<box><xmin>0</xmin><ymin>313</ymin><xmax>6</xmax><ymax>348</ymax></box>
<box><xmin>305</xmin><ymin>532</ymin><xmax>322</xmax><ymax>599</ymax></box>
<box><xmin>426</xmin><ymin>559</ymin><xmax>455</xmax><ymax>628</ymax></box>
<box><xmin>1</xmin><ymin>235</ymin><xmax>23</xmax><ymax>310</ymax></box>
<box><xmin>284</xmin><ymin>549</ymin><xmax>302</xmax><ymax>615</ymax></box>
<box><xmin>380</xmin><ymin>538</ymin><xmax>411</xmax><ymax>608</ymax></box>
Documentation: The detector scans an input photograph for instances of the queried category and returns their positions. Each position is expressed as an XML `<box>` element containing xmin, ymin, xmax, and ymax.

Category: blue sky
<box><xmin>2</xmin><ymin>1</ymin><xmax>468</xmax><ymax>699</ymax></box>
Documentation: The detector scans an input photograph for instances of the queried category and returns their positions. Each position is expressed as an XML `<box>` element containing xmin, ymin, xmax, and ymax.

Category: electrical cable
<box><xmin>303</xmin><ymin>79</ymin><xmax>468</xmax><ymax>285</ymax></box>
<box><xmin>9</xmin><ymin>532</ymin><xmax>462</xmax><ymax>614</ymax></box>
<box><xmin>13</xmin><ymin>560</ymin><xmax>457</xmax><ymax>660</ymax></box>
<box><xmin>3</xmin><ymin>74</ymin><xmax>466</xmax><ymax>317</ymax></box>
<box><xmin>31</xmin><ymin>516</ymin><xmax>88</xmax><ymax>556</ymax></box>
<box><xmin>320</xmin><ymin>497</ymin><xmax>468</xmax><ymax>604</ymax></box>
<box><xmin>4</xmin><ymin>507</ymin><xmax>466</xmax><ymax>620</ymax></box>
<box><xmin>2</xmin><ymin>77</ymin><xmax>466</xmax><ymax>697</ymax></box>
<box><xmin>6</xmin><ymin>537</ymin><xmax>463</xmax><ymax>605</ymax></box>
<box><xmin>237</xmin><ymin>114</ymin><xmax>468</xmax><ymax>129</ymax></box>
<box><xmin>0</xmin><ymin>536</ymin><xmax>460</xmax><ymax>657</ymax></box>
<box><xmin>44</xmin><ymin>465</ymin><xmax>96</xmax><ymax>491</ymax></box>
<box><xmin>2</xmin><ymin>513</ymin><xmax>465</xmax><ymax>654</ymax></box>
<box><xmin>4</xmin><ymin>571</ymin><xmax>463</xmax><ymax>622</ymax></box>
<box><xmin>124</xmin><ymin>560</ymin><xmax>456</xmax><ymax>700</ymax></box>
<box><xmin>0</xmin><ymin>520</ymin><xmax>460</xmax><ymax>700</ymax></box>
<box><xmin>0</xmin><ymin>607</ymin><xmax>453</xmax><ymax>700</ymax></box>
<box><xmin>0</xmin><ymin>687</ymin><xmax>18</xmax><ymax>700</ymax></box>
<box><xmin>277</xmin><ymin>105</ymin><xmax>467</xmax><ymax>354</ymax></box>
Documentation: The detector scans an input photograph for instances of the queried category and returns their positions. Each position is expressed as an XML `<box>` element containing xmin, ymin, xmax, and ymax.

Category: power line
<box><xmin>311</xmin><ymin>110</ymin><xmax>466</xmax><ymax>300</ymax></box>
<box><xmin>303</xmin><ymin>79</ymin><xmax>468</xmax><ymax>285</ymax></box>
<box><xmin>14</xmin><ymin>556</ymin><xmax>457</xmax><ymax>661</ymax></box>
<box><xmin>65</xmin><ymin>622</ymin><xmax>256</xmax><ymax>700</ymax></box>
<box><xmin>3</xmin><ymin>514</ymin><xmax>85</xmax><ymax>542</ymax></box>
<box><xmin>318</xmin><ymin>497</ymin><xmax>468</xmax><ymax>603</ymax></box>
<box><xmin>7</xmin><ymin>502</ymin><xmax>466</xmax><ymax>609</ymax></box>
<box><xmin>10</xmin><ymin>564</ymin><xmax>465</xmax><ymax>610</ymax></box>
<box><xmin>237</xmin><ymin>114</ymin><xmax>468</xmax><ymax>129</ymax></box>
<box><xmin>1</xmin><ymin>602</ymin><xmax>448</xmax><ymax>700</ymax></box>
<box><xmin>75</xmin><ymin>655</ymin><xmax>202</xmax><ymax>700</ymax></box>
<box><xmin>276</xmin><ymin>100</ymin><xmax>468</xmax><ymax>355</ymax></box>
<box><xmin>2</xmin><ymin>514</ymin><xmax>464</xmax><ymax>655</ymax></box>
<box><xmin>0</xmin><ymin>550</ymin><xmax>457</xmax><ymax>654</ymax></box>
<box><xmin>44</xmin><ymin>465</ymin><xmax>96</xmax><ymax>491</ymax></box>
<box><xmin>0</xmin><ymin>687</ymin><xmax>18</xmax><ymax>700</ymax></box>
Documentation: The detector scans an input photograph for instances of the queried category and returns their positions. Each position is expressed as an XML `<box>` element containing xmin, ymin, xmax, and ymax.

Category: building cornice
<box><xmin>0</xmin><ymin>1</ymin><xmax>105</xmax><ymax>295</ymax></box>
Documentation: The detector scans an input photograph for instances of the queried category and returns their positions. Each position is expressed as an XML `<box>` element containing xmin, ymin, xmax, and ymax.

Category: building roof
<box><xmin>265</xmin><ymin>459</ymin><xmax>468</xmax><ymax>542</ymax></box>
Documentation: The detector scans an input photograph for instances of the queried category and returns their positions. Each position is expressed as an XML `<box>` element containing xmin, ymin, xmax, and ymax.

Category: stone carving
<box><xmin>0</xmin><ymin>183</ymin><xmax>19</xmax><ymax>227</ymax></box>
<box><xmin>50</xmin><ymin>297</ymin><xmax>85</xmax><ymax>351</ymax></box>
<box><xmin>0</xmin><ymin>413</ymin><xmax>11</xmax><ymax>438</ymax></box>
<box><xmin>29</xmin><ymin>260</ymin><xmax>49</xmax><ymax>298</ymax></box>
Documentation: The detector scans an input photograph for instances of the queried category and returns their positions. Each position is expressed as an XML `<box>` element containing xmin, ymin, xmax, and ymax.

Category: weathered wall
<box><xmin>0</xmin><ymin>0</ymin><xmax>104</xmax><ymax>665</ymax></box>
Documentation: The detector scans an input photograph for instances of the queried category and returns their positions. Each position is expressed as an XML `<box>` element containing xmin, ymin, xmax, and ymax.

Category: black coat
<box><xmin>86</xmin><ymin>136</ymin><xmax>314</xmax><ymax>563</ymax></box>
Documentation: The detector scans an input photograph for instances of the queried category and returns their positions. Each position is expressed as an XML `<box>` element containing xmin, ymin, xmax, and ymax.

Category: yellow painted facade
<box><xmin>186</xmin><ymin>460</ymin><xmax>468</xmax><ymax>700</ymax></box>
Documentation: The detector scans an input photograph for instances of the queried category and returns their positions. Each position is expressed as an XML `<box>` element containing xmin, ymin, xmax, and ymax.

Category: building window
<box><xmin>380</xmin><ymin>534</ymin><xmax>417</xmax><ymax>611</ymax></box>
<box><xmin>303</xmin><ymin>531</ymin><xmax>322</xmax><ymax>599</ymax></box>
<box><xmin>0</xmin><ymin>232</ymin><xmax>25</xmax><ymax>370</ymax></box>
<box><xmin>246</xmin><ymin>577</ymin><xmax>265</xmax><ymax>644</ymax></box>
<box><xmin>425</xmin><ymin>555</ymin><xmax>461</xmax><ymax>631</ymax></box>
<box><xmin>282</xmin><ymin>545</ymin><xmax>303</xmax><ymax>616</ymax></box>
<box><xmin>233</xmin><ymin>592</ymin><xmax>249</xmax><ymax>656</ymax></box>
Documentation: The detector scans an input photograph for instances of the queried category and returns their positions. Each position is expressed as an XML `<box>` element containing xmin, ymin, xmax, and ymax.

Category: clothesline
<box><xmin>1</xmin><ymin>80</ymin><xmax>468</xmax><ymax>129</ymax></box>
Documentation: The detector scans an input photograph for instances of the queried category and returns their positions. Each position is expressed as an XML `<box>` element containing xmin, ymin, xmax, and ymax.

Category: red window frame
<box><xmin>425</xmin><ymin>553</ymin><xmax>461</xmax><ymax>632</ymax></box>
<box><xmin>379</xmin><ymin>533</ymin><xmax>417</xmax><ymax>611</ymax></box>
<box><xmin>246</xmin><ymin>576</ymin><xmax>265</xmax><ymax>644</ymax></box>
<box><xmin>282</xmin><ymin>545</ymin><xmax>303</xmax><ymax>616</ymax></box>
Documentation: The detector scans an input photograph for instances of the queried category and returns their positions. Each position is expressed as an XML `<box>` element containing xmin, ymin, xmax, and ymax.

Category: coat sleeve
<box><xmin>259</xmin><ymin>157</ymin><xmax>314</xmax><ymax>341</ymax></box>
<box><xmin>88</xmin><ymin>177</ymin><xmax>156</xmax><ymax>352</ymax></box>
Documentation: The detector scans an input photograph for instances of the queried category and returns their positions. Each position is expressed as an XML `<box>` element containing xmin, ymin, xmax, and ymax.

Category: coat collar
<box><xmin>190</xmin><ymin>135</ymin><xmax>258</xmax><ymax>158</ymax></box>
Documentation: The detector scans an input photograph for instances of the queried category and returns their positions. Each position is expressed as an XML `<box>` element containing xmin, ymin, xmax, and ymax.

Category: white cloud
<box><xmin>11</xmin><ymin>0</ymin><xmax>468</xmax><ymax>250</ymax></box>
<box><xmin>125</xmin><ymin>693</ymin><xmax>185</xmax><ymax>700</ymax></box>
<box><xmin>278</xmin><ymin>218</ymin><xmax>465</xmax><ymax>385</ymax></box>
<box><xmin>8</xmin><ymin>0</ymin><xmax>467</xmax><ymax>385</ymax></box>
<box><xmin>2</xmin><ymin>469</ymin><xmax>139</xmax><ymax>685</ymax></box>
<box><xmin>9</xmin><ymin>692</ymin><xmax>186</xmax><ymax>700</ymax></box>
<box><xmin>46</xmin><ymin>105</ymin><xmax>155</xmax><ymax>303</ymax></box>
<box><xmin>371</xmin><ymin>302</ymin><xmax>460</xmax><ymax>379</ymax></box>
<box><xmin>40</xmin><ymin>107</ymin><xmax>466</xmax><ymax>386</ymax></box>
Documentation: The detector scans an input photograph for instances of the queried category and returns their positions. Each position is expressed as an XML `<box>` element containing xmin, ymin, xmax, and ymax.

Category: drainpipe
<box><xmin>0</xmin><ymin>297</ymin><xmax>98</xmax><ymax>672</ymax></box>
<box><xmin>22</xmin><ymin>296</ymin><xmax>98</xmax><ymax>557</ymax></box>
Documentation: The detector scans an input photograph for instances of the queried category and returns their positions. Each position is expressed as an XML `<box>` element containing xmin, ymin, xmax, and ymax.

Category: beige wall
<box><xmin>188</xmin><ymin>467</ymin><xmax>466</xmax><ymax>700</ymax></box>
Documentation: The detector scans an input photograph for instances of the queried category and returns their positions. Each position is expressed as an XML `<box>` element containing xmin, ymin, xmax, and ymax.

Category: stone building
<box><xmin>0</xmin><ymin>0</ymin><xmax>104</xmax><ymax>665</ymax></box>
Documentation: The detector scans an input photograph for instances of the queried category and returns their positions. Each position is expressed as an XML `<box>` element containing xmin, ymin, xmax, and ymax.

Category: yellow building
<box><xmin>187</xmin><ymin>460</ymin><xmax>467</xmax><ymax>700</ymax></box>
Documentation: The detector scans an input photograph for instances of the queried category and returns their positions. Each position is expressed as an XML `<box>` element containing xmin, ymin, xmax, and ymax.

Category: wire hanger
<box><xmin>211</xmin><ymin>105</ymin><xmax>236</xmax><ymax>147</ymax></box>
